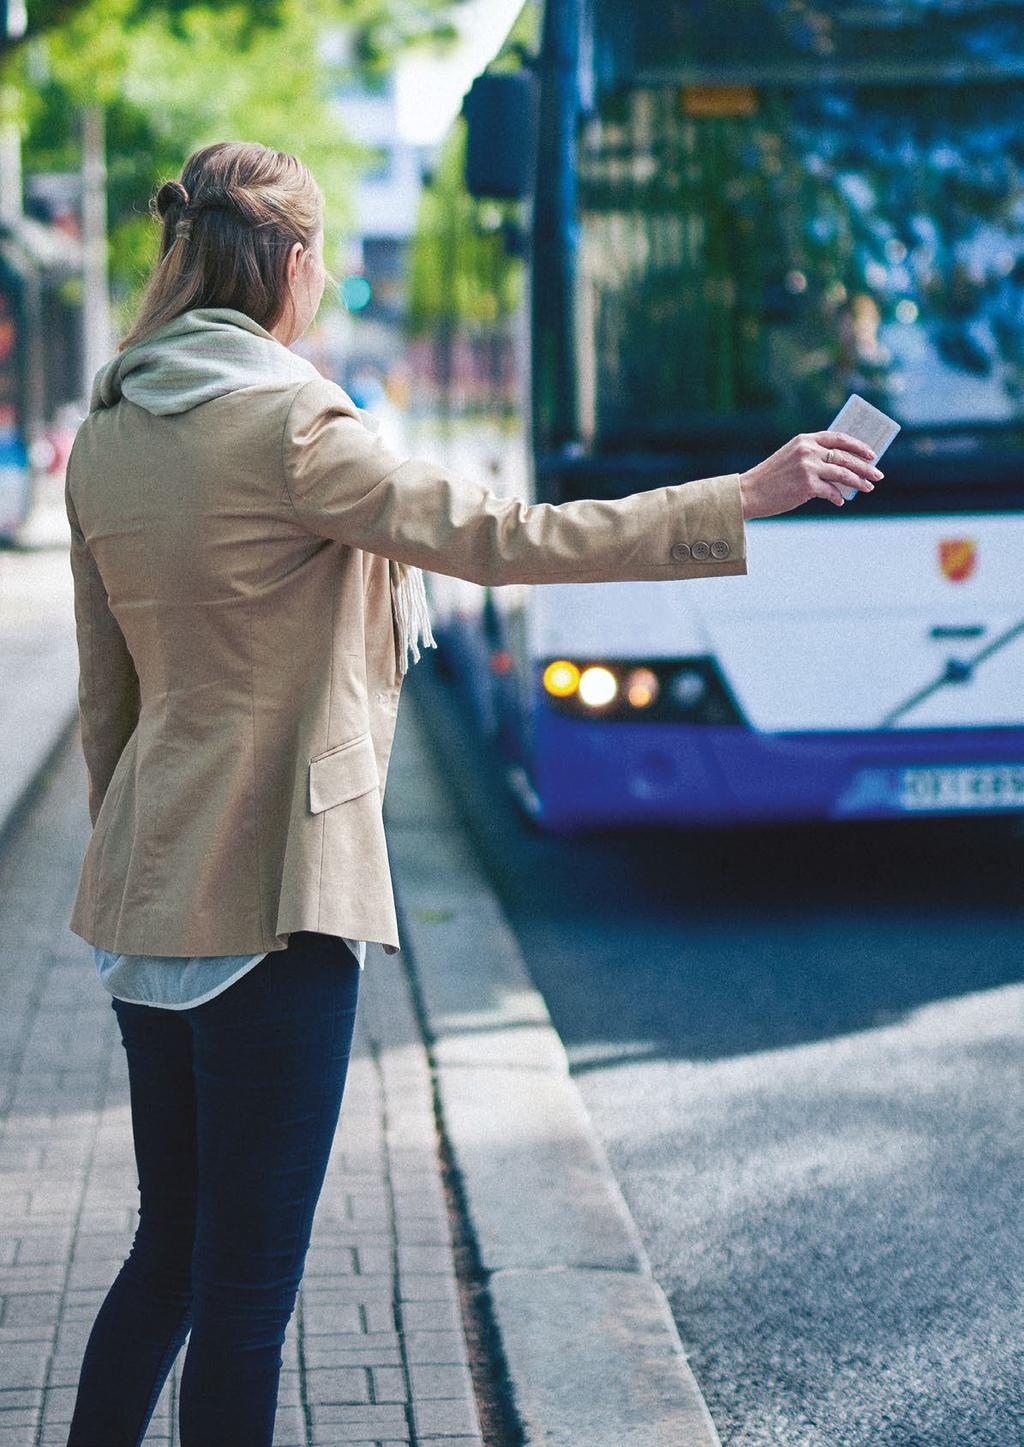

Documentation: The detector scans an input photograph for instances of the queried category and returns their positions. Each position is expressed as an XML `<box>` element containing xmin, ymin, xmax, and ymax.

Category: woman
<box><xmin>64</xmin><ymin>140</ymin><xmax>880</xmax><ymax>1446</ymax></box>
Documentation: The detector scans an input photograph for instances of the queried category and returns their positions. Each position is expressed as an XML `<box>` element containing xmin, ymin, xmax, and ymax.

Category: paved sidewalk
<box><xmin>0</xmin><ymin>649</ymin><xmax>485</xmax><ymax>1443</ymax></box>
<box><xmin>0</xmin><ymin>542</ymin><xmax>79</xmax><ymax>838</ymax></box>
<box><xmin>1</xmin><ymin>534</ymin><xmax>725</xmax><ymax>1446</ymax></box>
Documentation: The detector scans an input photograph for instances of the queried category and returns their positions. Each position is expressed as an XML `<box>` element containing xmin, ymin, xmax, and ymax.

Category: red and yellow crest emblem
<box><xmin>938</xmin><ymin>538</ymin><xmax>977</xmax><ymax>583</ymax></box>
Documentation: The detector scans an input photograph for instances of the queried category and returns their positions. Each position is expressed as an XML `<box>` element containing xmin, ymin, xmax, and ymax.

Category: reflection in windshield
<box><xmin>575</xmin><ymin>79</ymin><xmax>1024</xmax><ymax>448</ymax></box>
<box><xmin>593</xmin><ymin>0</ymin><xmax>1024</xmax><ymax>79</ymax></box>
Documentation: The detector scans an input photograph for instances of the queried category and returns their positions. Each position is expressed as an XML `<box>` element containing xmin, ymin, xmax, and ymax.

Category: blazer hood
<box><xmin>88</xmin><ymin>306</ymin><xmax>322</xmax><ymax>416</ymax></box>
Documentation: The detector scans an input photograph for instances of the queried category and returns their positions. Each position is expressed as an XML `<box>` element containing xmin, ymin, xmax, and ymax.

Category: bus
<box><xmin>406</xmin><ymin>0</ymin><xmax>1024</xmax><ymax>833</ymax></box>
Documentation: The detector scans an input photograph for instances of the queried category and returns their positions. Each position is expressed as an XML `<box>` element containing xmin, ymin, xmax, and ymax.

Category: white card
<box><xmin>828</xmin><ymin>393</ymin><xmax>901</xmax><ymax>499</ymax></box>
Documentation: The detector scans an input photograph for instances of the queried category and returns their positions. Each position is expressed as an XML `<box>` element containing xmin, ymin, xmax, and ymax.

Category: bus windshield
<box><xmin>574</xmin><ymin>5</ymin><xmax>1024</xmax><ymax>463</ymax></box>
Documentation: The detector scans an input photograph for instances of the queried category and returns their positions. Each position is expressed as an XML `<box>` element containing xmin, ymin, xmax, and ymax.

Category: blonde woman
<box><xmin>63</xmin><ymin>140</ymin><xmax>880</xmax><ymax>1446</ymax></box>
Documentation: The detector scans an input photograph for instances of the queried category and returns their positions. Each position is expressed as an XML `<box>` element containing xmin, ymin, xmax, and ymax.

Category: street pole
<box><xmin>81</xmin><ymin>103</ymin><xmax>110</xmax><ymax>400</ymax></box>
<box><xmin>0</xmin><ymin>72</ymin><xmax>45</xmax><ymax>525</ymax></box>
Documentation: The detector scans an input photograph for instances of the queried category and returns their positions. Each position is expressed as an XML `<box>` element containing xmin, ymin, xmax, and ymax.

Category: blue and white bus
<box><xmin>407</xmin><ymin>0</ymin><xmax>1024</xmax><ymax>833</ymax></box>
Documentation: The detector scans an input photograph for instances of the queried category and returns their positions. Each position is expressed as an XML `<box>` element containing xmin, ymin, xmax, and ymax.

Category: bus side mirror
<box><xmin>462</xmin><ymin>72</ymin><xmax>538</xmax><ymax>201</ymax></box>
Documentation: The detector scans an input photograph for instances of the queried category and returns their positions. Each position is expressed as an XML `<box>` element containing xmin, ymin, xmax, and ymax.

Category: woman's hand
<box><xmin>738</xmin><ymin>431</ymin><xmax>883</xmax><ymax>520</ymax></box>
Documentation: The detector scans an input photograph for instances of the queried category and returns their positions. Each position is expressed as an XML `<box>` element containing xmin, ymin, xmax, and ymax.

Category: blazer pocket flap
<box><xmin>308</xmin><ymin>732</ymin><xmax>379</xmax><ymax>813</ymax></box>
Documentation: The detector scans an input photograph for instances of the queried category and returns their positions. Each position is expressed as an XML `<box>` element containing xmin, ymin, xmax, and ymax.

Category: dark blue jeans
<box><xmin>67</xmin><ymin>930</ymin><xmax>361</xmax><ymax>1447</ymax></box>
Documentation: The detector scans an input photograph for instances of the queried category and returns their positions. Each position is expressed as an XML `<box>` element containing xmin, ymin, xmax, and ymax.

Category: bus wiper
<box><xmin>877</xmin><ymin>617</ymin><xmax>1024</xmax><ymax>729</ymax></box>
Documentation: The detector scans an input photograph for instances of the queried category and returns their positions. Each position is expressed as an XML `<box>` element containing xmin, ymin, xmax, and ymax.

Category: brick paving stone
<box><xmin>397</xmin><ymin>1244</ymin><xmax>458</xmax><ymax>1276</ymax></box>
<box><xmin>299</xmin><ymin>1297</ymin><xmax>364</xmax><ymax>1334</ymax></box>
<box><xmin>0</xmin><ymin>1405</ymin><xmax>41</xmax><ymax>1428</ymax></box>
<box><xmin>304</xmin><ymin>1271</ymin><xmax>395</xmax><ymax>1300</ymax></box>
<box><xmin>400</xmin><ymin>1298</ymin><xmax>463</xmax><ymax>1333</ymax></box>
<box><xmin>371</xmin><ymin>1364</ymin><xmax>410</xmax><ymax>1402</ymax></box>
<box><xmin>38</xmin><ymin>1382</ymin><xmax>81</xmax><ymax>1421</ymax></box>
<box><xmin>403</xmin><ymin>1330</ymin><xmax>471</xmax><ymax>1366</ymax></box>
<box><xmin>391</xmin><ymin>1190</ymin><xmax>448</xmax><ymax>1219</ymax></box>
<box><xmin>412</xmin><ymin>1393</ymin><xmax>483</xmax><ymax>1438</ymax></box>
<box><xmin>271</xmin><ymin>1398</ymin><xmax>306</xmax><ymax>1445</ymax></box>
<box><xmin>302</xmin><ymin>1243</ymin><xmax>358</xmax><ymax>1276</ymax></box>
<box><xmin>417</xmin><ymin>1438</ymin><xmax>484</xmax><ymax>1447</ymax></box>
<box><xmin>0</xmin><ymin>1388</ymin><xmax>42</xmax><ymax>1411</ymax></box>
<box><xmin>362</xmin><ymin>1299</ymin><xmax>398</xmax><ymax>1335</ymax></box>
<box><xmin>308</xmin><ymin>1437</ymin><xmax>410</xmax><ymax>1447</ymax></box>
<box><xmin>394</xmin><ymin>1218</ymin><xmax>454</xmax><ymax>1248</ymax></box>
<box><xmin>0</xmin><ymin>1428</ymin><xmax>42</xmax><ymax>1446</ymax></box>
<box><xmin>407</xmin><ymin>1362</ymin><xmax>475</xmax><ymax>1400</ymax></box>
<box><xmin>302</xmin><ymin>1365</ymin><xmax>372</xmax><ymax>1405</ymax></box>
<box><xmin>308</xmin><ymin>1401</ymin><xmax>409</xmax><ymax>1431</ymax></box>
<box><xmin>0</xmin><ymin>1344</ymin><xmax>50</xmax><ymax>1391</ymax></box>
<box><xmin>14</xmin><ymin>1231</ymin><xmax>74</xmax><ymax>1264</ymax></box>
<box><xmin>304</xmin><ymin>1340</ymin><xmax>403</xmax><ymax>1369</ymax></box>
<box><xmin>397</xmin><ymin>1272</ymin><xmax>461</xmax><ymax>1302</ymax></box>
<box><xmin>0</xmin><ymin>1291</ymin><xmax>62</xmax><ymax>1328</ymax></box>
<box><xmin>354</xmin><ymin>1243</ymin><xmax>392</xmax><ymax>1275</ymax></box>
<box><xmin>0</xmin><ymin>674</ymin><xmax>486</xmax><ymax>1445</ymax></box>
<box><xmin>389</xmin><ymin>1172</ymin><xmax>448</xmax><ymax>1199</ymax></box>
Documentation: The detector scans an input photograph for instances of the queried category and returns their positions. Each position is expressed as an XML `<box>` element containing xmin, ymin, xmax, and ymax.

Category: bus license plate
<box><xmin>898</xmin><ymin>764</ymin><xmax>1024</xmax><ymax>812</ymax></box>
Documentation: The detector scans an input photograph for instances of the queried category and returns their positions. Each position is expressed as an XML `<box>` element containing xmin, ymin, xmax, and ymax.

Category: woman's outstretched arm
<box><xmin>281</xmin><ymin>377</ymin><xmax>747</xmax><ymax>586</ymax></box>
<box><xmin>282</xmin><ymin>377</ymin><xmax>880</xmax><ymax>585</ymax></box>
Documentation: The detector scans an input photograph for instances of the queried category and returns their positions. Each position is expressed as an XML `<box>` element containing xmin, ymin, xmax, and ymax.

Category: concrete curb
<box><xmin>384</xmin><ymin>686</ymin><xmax>722</xmax><ymax>1447</ymax></box>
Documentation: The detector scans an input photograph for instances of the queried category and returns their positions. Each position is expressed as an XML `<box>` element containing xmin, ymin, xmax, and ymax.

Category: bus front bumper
<box><xmin>527</xmin><ymin>712</ymin><xmax>1024</xmax><ymax>831</ymax></box>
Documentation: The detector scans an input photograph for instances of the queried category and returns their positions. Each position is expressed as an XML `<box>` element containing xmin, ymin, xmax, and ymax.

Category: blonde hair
<box><xmin>119</xmin><ymin>140</ymin><xmax>324</xmax><ymax>351</ymax></box>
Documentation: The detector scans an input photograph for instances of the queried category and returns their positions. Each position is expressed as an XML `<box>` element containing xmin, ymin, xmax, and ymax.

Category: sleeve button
<box><xmin>711</xmin><ymin>539</ymin><xmax>730</xmax><ymax>559</ymax></box>
<box><xmin>670</xmin><ymin>542</ymin><xmax>691</xmax><ymax>561</ymax></box>
<box><xmin>691</xmin><ymin>540</ymin><xmax>711</xmax><ymax>560</ymax></box>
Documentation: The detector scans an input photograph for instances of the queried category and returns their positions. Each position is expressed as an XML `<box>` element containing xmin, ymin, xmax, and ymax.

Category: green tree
<box><xmin>407</xmin><ymin>1</ymin><xmax>536</xmax><ymax>342</ymax></box>
<box><xmin>5</xmin><ymin>0</ymin><xmax>462</xmax><ymax>321</ymax></box>
<box><xmin>1</xmin><ymin>0</ymin><xmax>459</xmax><ymax>63</ymax></box>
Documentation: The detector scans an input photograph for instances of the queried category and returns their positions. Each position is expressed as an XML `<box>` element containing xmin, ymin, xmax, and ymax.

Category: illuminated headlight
<box><xmin>539</xmin><ymin>656</ymin><xmax>744</xmax><ymax>726</ymax></box>
<box><xmin>625</xmin><ymin>667</ymin><xmax>659</xmax><ymax>709</ymax></box>
<box><xmin>543</xmin><ymin>659</ymin><xmax>581</xmax><ymax>697</ymax></box>
<box><xmin>669</xmin><ymin>667</ymin><xmax>709</xmax><ymax>710</ymax></box>
<box><xmin>578</xmin><ymin>665</ymin><xmax>618</xmax><ymax>707</ymax></box>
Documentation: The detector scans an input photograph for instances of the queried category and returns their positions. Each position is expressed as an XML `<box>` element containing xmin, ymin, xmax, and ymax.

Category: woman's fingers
<box><xmin>821</xmin><ymin>461</ymin><xmax>876</xmax><ymax>493</ymax></box>
<box><xmin>827</xmin><ymin>447</ymin><xmax>883</xmax><ymax>479</ymax></box>
<box><xmin>739</xmin><ymin>429</ymin><xmax>883</xmax><ymax>519</ymax></box>
<box><xmin>810</xmin><ymin>476</ymin><xmax>847</xmax><ymax>506</ymax></box>
<box><xmin>814</xmin><ymin>429</ymin><xmax>877</xmax><ymax>460</ymax></box>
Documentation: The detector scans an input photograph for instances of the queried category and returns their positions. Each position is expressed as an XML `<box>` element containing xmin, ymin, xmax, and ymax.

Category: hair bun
<box><xmin>190</xmin><ymin>185</ymin><xmax>250</xmax><ymax>224</ymax></box>
<box><xmin>156</xmin><ymin>179</ymin><xmax>190</xmax><ymax>217</ymax></box>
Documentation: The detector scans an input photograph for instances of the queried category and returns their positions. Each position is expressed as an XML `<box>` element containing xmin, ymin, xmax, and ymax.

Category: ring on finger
<box><xmin>825</xmin><ymin>449</ymin><xmax>834</xmax><ymax>466</ymax></box>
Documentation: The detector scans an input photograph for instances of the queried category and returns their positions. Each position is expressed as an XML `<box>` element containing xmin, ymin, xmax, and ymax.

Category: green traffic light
<box><xmin>340</xmin><ymin>276</ymin><xmax>372</xmax><ymax>312</ymax></box>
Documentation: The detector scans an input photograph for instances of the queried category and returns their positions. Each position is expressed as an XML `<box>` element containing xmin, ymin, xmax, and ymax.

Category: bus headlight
<box><xmin>543</xmin><ymin>659</ymin><xmax>581</xmax><ymax>697</ymax></box>
<box><xmin>625</xmin><ymin>667</ymin><xmax>660</xmax><ymax>709</ymax></box>
<box><xmin>539</xmin><ymin>656</ymin><xmax>745</xmax><ymax>726</ymax></box>
<box><xmin>578</xmin><ymin>665</ymin><xmax>618</xmax><ymax>707</ymax></box>
<box><xmin>669</xmin><ymin>667</ymin><xmax>709</xmax><ymax>710</ymax></box>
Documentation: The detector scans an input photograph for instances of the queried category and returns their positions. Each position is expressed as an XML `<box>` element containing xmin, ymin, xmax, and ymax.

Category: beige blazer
<box><xmin>65</xmin><ymin>375</ymin><xmax>747</xmax><ymax>957</ymax></box>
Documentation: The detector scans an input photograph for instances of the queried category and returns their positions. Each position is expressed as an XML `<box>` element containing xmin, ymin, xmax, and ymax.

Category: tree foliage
<box><xmin>407</xmin><ymin>0</ymin><xmax>536</xmax><ymax>337</ymax></box>
<box><xmin>408</xmin><ymin>121</ymin><xmax>522</xmax><ymax>336</ymax></box>
<box><xmin>2</xmin><ymin>0</ymin><xmax>458</xmax><ymax>62</ymax></box>
<box><xmin>6</xmin><ymin>0</ymin><xmax>461</xmax><ymax>321</ymax></box>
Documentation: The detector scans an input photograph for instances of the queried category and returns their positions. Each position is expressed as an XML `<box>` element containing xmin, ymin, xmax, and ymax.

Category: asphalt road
<box><xmin>407</xmin><ymin>657</ymin><xmax>1024</xmax><ymax>1447</ymax></box>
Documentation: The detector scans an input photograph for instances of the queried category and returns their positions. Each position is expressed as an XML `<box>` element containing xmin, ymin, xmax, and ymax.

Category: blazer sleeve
<box><xmin>66</xmin><ymin>474</ymin><xmax>141</xmax><ymax>827</ymax></box>
<box><xmin>281</xmin><ymin>376</ymin><xmax>747</xmax><ymax>587</ymax></box>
